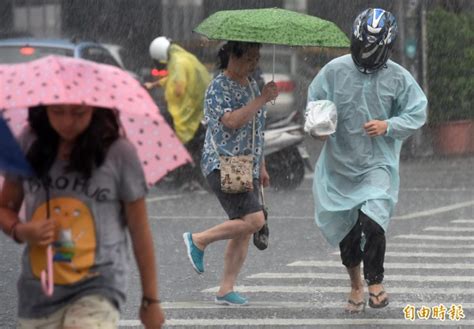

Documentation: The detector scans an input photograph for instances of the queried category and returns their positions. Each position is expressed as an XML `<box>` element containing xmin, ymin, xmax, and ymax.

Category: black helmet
<box><xmin>351</xmin><ymin>8</ymin><xmax>398</xmax><ymax>74</ymax></box>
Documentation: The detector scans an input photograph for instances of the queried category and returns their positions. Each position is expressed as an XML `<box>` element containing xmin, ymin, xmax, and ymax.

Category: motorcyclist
<box><xmin>146</xmin><ymin>36</ymin><xmax>211</xmax><ymax>189</ymax></box>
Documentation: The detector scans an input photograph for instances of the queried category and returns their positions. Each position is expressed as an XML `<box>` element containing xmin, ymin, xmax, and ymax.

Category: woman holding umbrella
<box><xmin>183</xmin><ymin>41</ymin><xmax>278</xmax><ymax>306</ymax></box>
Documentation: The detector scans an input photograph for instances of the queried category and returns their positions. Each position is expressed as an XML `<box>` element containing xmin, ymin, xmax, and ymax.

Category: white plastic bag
<box><xmin>304</xmin><ymin>100</ymin><xmax>337</xmax><ymax>136</ymax></box>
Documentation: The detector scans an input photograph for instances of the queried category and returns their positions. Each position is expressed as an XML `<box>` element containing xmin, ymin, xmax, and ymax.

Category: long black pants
<box><xmin>339</xmin><ymin>210</ymin><xmax>386</xmax><ymax>285</ymax></box>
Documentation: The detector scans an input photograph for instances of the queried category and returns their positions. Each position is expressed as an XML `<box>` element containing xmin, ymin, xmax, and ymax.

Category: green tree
<box><xmin>427</xmin><ymin>8</ymin><xmax>474</xmax><ymax>124</ymax></box>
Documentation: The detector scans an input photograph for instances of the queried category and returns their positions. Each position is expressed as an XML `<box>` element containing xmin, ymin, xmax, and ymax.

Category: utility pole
<box><xmin>0</xmin><ymin>0</ymin><xmax>14</xmax><ymax>35</ymax></box>
<box><xmin>420</xmin><ymin>1</ymin><xmax>429</xmax><ymax>102</ymax></box>
<box><xmin>400</xmin><ymin>0</ymin><xmax>431</xmax><ymax>157</ymax></box>
<box><xmin>403</xmin><ymin>0</ymin><xmax>422</xmax><ymax>81</ymax></box>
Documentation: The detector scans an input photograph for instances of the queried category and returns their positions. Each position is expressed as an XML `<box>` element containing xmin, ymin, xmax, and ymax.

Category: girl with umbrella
<box><xmin>0</xmin><ymin>57</ymin><xmax>166</xmax><ymax>329</ymax></box>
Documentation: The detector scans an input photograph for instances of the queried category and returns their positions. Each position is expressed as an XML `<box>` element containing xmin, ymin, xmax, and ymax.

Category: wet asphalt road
<box><xmin>0</xmin><ymin>143</ymin><xmax>473</xmax><ymax>328</ymax></box>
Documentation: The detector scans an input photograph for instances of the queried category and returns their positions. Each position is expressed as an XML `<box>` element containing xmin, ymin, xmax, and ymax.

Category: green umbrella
<box><xmin>194</xmin><ymin>7</ymin><xmax>350</xmax><ymax>48</ymax></box>
<box><xmin>194</xmin><ymin>7</ymin><xmax>349</xmax><ymax>83</ymax></box>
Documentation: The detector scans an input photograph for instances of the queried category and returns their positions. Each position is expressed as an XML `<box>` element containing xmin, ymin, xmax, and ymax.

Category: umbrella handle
<box><xmin>40</xmin><ymin>245</ymin><xmax>54</xmax><ymax>296</ymax></box>
<box><xmin>272</xmin><ymin>45</ymin><xmax>275</xmax><ymax>81</ymax></box>
<box><xmin>271</xmin><ymin>44</ymin><xmax>276</xmax><ymax>106</ymax></box>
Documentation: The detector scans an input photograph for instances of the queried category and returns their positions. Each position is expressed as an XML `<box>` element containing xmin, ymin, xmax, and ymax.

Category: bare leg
<box><xmin>345</xmin><ymin>264</ymin><xmax>366</xmax><ymax>313</ymax></box>
<box><xmin>192</xmin><ymin>211</ymin><xmax>264</xmax><ymax>251</ymax></box>
<box><xmin>186</xmin><ymin>211</ymin><xmax>264</xmax><ymax>297</ymax></box>
<box><xmin>217</xmin><ymin>233</ymin><xmax>252</xmax><ymax>296</ymax></box>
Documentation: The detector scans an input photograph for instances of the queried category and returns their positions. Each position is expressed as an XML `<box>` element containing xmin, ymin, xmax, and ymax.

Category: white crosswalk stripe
<box><xmin>120</xmin><ymin>215</ymin><xmax>474</xmax><ymax>327</ymax></box>
<box><xmin>202</xmin><ymin>285</ymin><xmax>474</xmax><ymax>295</ymax></box>
<box><xmin>451</xmin><ymin>219</ymin><xmax>474</xmax><ymax>224</ymax></box>
<box><xmin>289</xmin><ymin>260</ymin><xmax>474</xmax><ymax>269</ymax></box>
<box><xmin>248</xmin><ymin>272</ymin><xmax>474</xmax><ymax>282</ymax></box>
<box><xmin>395</xmin><ymin>234</ymin><xmax>474</xmax><ymax>241</ymax></box>
<box><xmin>127</xmin><ymin>300</ymin><xmax>474</xmax><ymax>310</ymax></box>
<box><xmin>424</xmin><ymin>226</ymin><xmax>474</xmax><ymax>232</ymax></box>
<box><xmin>332</xmin><ymin>250</ymin><xmax>474</xmax><ymax>257</ymax></box>
<box><xmin>120</xmin><ymin>318</ymin><xmax>474</xmax><ymax>327</ymax></box>
<box><xmin>387</xmin><ymin>242</ymin><xmax>474</xmax><ymax>249</ymax></box>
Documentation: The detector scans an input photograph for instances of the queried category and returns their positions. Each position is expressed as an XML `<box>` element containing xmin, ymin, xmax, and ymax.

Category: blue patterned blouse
<box><xmin>201</xmin><ymin>72</ymin><xmax>266</xmax><ymax>179</ymax></box>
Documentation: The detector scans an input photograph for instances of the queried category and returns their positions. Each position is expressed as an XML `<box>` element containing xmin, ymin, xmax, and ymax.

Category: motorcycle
<box><xmin>156</xmin><ymin>116</ymin><xmax>311</xmax><ymax>192</ymax></box>
<box><xmin>155</xmin><ymin>123</ymin><xmax>210</xmax><ymax>191</ymax></box>
<box><xmin>264</xmin><ymin>110</ymin><xmax>313</xmax><ymax>190</ymax></box>
<box><xmin>142</xmin><ymin>78</ymin><xmax>210</xmax><ymax>191</ymax></box>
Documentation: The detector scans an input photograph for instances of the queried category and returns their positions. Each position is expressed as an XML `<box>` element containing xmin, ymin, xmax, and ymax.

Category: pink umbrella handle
<box><xmin>40</xmin><ymin>245</ymin><xmax>54</xmax><ymax>296</ymax></box>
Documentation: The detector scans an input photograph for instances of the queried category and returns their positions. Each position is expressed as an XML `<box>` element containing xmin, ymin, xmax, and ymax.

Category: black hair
<box><xmin>26</xmin><ymin>106</ymin><xmax>121</xmax><ymax>180</ymax></box>
<box><xmin>217</xmin><ymin>41</ymin><xmax>262</xmax><ymax>70</ymax></box>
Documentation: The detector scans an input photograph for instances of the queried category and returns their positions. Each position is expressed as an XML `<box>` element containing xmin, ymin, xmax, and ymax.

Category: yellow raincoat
<box><xmin>162</xmin><ymin>44</ymin><xmax>211</xmax><ymax>144</ymax></box>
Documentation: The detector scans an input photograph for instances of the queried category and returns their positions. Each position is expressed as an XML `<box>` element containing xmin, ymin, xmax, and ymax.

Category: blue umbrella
<box><xmin>0</xmin><ymin>115</ymin><xmax>33</xmax><ymax>177</ymax></box>
<box><xmin>0</xmin><ymin>116</ymin><xmax>53</xmax><ymax>294</ymax></box>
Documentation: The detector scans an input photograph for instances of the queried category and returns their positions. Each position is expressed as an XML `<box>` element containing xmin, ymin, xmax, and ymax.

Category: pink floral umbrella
<box><xmin>0</xmin><ymin>55</ymin><xmax>192</xmax><ymax>186</ymax></box>
<box><xmin>0</xmin><ymin>55</ymin><xmax>193</xmax><ymax>297</ymax></box>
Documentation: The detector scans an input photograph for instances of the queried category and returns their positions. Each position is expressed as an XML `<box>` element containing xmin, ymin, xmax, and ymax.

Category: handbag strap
<box><xmin>211</xmin><ymin>79</ymin><xmax>256</xmax><ymax>157</ymax></box>
<box><xmin>249</xmin><ymin>83</ymin><xmax>256</xmax><ymax>154</ymax></box>
<box><xmin>260</xmin><ymin>184</ymin><xmax>265</xmax><ymax>206</ymax></box>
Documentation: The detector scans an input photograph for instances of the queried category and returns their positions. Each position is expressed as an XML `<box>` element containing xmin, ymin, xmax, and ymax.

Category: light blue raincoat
<box><xmin>308</xmin><ymin>54</ymin><xmax>427</xmax><ymax>247</ymax></box>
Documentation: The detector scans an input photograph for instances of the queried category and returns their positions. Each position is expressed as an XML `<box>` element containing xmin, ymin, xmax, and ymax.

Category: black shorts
<box><xmin>207</xmin><ymin>170</ymin><xmax>263</xmax><ymax>220</ymax></box>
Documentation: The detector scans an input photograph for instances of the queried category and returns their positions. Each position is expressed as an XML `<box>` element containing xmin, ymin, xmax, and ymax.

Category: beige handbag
<box><xmin>211</xmin><ymin>117</ymin><xmax>255</xmax><ymax>194</ymax></box>
<box><xmin>219</xmin><ymin>153</ymin><xmax>254</xmax><ymax>193</ymax></box>
<box><xmin>212</xmin><ymin>81</ymin><xmax>256</xmax><ymax>194</ymax></box>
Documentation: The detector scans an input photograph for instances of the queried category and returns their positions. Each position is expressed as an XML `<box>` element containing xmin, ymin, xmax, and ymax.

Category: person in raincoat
<box><xmin>307</xmin><ymin>8</ymin><xmax>427</xmax><ymax>313</ymax></box>
<box><xmin>146</xmin><ymin>36</ymin><xmax>211</xmax><ymax>188</ymax></box>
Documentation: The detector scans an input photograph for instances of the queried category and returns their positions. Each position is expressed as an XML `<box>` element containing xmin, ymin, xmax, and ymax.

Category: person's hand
<box><xmin>140</xmin><ymin>303</ymin><xmax>165</xmax><ymax>329</ymax></box>
<box><xmin>364</xmin><ymin>120</ymin><xmax>388</xmax><ymax>137</ymax></box>
<box><xmin>143</xmin><ymin>82</ymin><xmax>155</xmax><ymax>90</ymax></box>
<box><xmin>261</xmin><ymin>81</ymin><xmax>279</xmax><ymax>103</ymax></box>
<box><xmin>260</xmin><ymin>165</ymin><xmax>270</xmax><ymax>188</ymax></box>
<box><xmin>16</xmin><ymin>219</ymin><xmax>56</xmax><ymax>246</ymax></box>
<box><xmin>174</xmin><ymin>82</ymin><xmax>185</xmax><ymax>98</ymax></box>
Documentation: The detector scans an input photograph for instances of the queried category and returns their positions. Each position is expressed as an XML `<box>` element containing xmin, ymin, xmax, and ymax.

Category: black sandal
<box><xmin>345</xmin><ymin>299</ymin><xmax>366</xmax><ymax>314</ymax></box>
<box><xmin>368</xmin><ymin>290</ymin><xmax>389</xmax><ymax>309</ymax></box>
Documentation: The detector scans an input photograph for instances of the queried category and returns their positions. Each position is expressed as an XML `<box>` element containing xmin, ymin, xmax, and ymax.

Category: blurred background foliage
<box><xmin>427</xmin><ymin>7</ymin><xmax>474</xmax><ymax>124</ymax></box>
